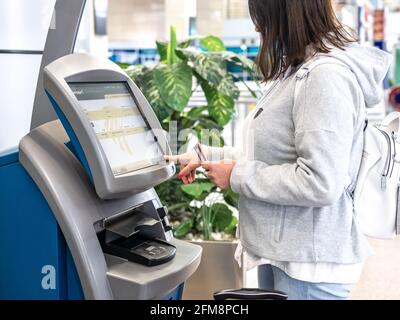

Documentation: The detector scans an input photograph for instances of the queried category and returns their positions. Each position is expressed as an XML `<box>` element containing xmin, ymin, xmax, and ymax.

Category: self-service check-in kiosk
<box><xmin>0</xmin><ymin>53</ymin><xmax>202</xmax><ymax>300</ymax></box>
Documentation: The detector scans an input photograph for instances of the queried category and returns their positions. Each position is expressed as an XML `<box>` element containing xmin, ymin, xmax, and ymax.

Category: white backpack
<box><xmin>295</xmin><ymin>58</ymin><xmax>400</xmax><ymax>240</ymax></box>
<box><xmin>353</xmin><ymin>113</ymin><xmax>400</xmax><ymax>239</ymax></box>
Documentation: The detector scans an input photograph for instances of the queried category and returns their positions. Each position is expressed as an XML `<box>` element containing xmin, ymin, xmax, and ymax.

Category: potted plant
<box><xmin>123</xmin><ymin>26</ymin><xmax>259</xmax><ymax>299</ymax></box>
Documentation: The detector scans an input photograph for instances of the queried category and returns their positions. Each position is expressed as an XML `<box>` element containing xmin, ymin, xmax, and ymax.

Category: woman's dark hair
<box><xmin>248</xmin><ymin>0</ymin><xmax>356</xmax><ymax>81</ymax></box>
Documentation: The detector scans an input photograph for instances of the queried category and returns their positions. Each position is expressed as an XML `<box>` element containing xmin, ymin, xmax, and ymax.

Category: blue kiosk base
<box><xmin>0</xmin><ymin>151</ymin><xmax>183</xmax><ymax>300</ymax></box>
<box><xmin>0</xmin><ymin>151</ymin><xmax>84</xmax><ymax>300</ymax></box>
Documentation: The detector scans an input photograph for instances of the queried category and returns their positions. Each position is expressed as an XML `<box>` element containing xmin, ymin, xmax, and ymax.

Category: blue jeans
<box><xmin>258</xmin><ymin>264</ymin><xmax>355</xmax><ymax>300</ymax></box>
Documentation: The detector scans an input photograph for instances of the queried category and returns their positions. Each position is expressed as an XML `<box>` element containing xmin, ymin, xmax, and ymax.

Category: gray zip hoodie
<box><xmin>216</xmin><ymin>43</ymin><xmax>391</xmax><ymax>263</ymax></box>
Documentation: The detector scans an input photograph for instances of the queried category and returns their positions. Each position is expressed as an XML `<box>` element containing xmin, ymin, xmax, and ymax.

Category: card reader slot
<box><xmin>102</xmin><ymin>234</ymin><xmax>177</xmax><ymax>267</ymax></box>
<box><xmin>99</xmin><ymin>204</ymin><xmax>176</xmax><ymax>267</ymax></box>
<box><xmin>103</xmin><ymin>206</ymin><xmax>160</xmax><ymax>238</ymax></box>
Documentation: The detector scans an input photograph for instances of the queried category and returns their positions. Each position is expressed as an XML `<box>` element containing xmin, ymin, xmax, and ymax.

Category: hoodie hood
<box><xmin>318</xmin><ymin>42</ymin><xmax>392</xmax><ymax>107</ymax></box>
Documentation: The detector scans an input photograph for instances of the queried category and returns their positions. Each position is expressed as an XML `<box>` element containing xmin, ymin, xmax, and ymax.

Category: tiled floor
<box><xmin>351</xmin><ymin>237</ymin><xmax>400</xmax><ymax>300</ymax></box>
<box><xmin>244</xmin><ymin>237</ymin><xmax>400</xmax><ymax>300</ymax></box>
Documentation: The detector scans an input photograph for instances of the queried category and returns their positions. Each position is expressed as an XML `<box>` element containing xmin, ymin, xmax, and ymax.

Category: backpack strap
<box><xmin>294</xmin><ymin>56</ymin><xmax>350</xmax><ymax>100</ymax></box>
<box><xmin>294</xmin><ymin>57</ymin><xmax>357</xmax><ymax>195</ymax></box>
<box><xmin>380</xmin><ymin>112</ymin><xmax>400</xmax><ymax>143</ymax></box>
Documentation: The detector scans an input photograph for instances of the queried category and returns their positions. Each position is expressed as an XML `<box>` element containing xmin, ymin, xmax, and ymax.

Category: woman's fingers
<box><xmin>179</xmin><ymin>161</ymin><xmax>200</xmax><ymax>179</ymax></box>
<box><xmin>164</xmin><ymin>154</ymin><xmax>179</xmax><ymax>163</ymax></box>
<box><xmin>164</xmin><ymin>153</ymin><xmax>193</xmax><ymax>165</ymax></box>
<box><xmin>201</xmin><ymin>162</ymin><xmax>213</xmax><ymax>171</ymax></box>
<box><xmin>181</xmin><ymin>175</ymin><xmax>190</xmax><ymax>184</ymax></box>
<box><xmin>190</xmin><ymin>171</ymin><xmax>196</xmax><ymax>183</ymax></box>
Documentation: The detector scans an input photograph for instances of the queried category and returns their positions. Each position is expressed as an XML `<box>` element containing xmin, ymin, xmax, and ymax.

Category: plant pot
<box><xmin>182</xmin><ymin>240</ymin><xmax>243</xmax><ymax>300</ymax></box>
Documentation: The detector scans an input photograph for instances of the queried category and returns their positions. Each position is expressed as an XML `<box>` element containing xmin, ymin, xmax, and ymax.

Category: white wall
<box><xmin>75</xmin><ymin>0</ymin><xmax>109</xmax><ymax>58</ymax></box>
<box><xmin>0</xmin><ymin>0</ymin><xmax>56</xmax><ymax>51</ymax></box>
<box><xmin>196</xmin><ymin>0</ymin><xmax>227</xmax><ymax>37</ymax></box>
<box><xmin>108</xmin><ymin>0</ymin><xmax>195</xmax><ymax>49</ymax></box>
<box><xmin>0</xmin><ymin>0</ymin><xmax>56</xmax><ymax>154</ymax></box>
<box><xmin>108</xmin><ymin>0</ymin><xmax>166</xmax><ymax>48</ymax></box>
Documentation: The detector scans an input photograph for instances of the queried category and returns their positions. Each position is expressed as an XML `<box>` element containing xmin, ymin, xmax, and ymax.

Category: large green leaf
<box><xmin>198</xmin><ymin>129</ymin><xmax>224</xmax><ymax>148</ymax></box>
<box><xmin>209</xmin><ymin>103</ymin><xmax>234</xmax><ymax>127</ymax></box>
<box><xmin>224</xmin><ymin>216</ymin><xmax>238</xmax><ymax>233</ymax></box>
<box><xmin>193</xmin><ymin>53</ymin><xmax>227</xmax><ymax>87</ymax></box>
<box><xmin>210</xmin><ymin>203</ymin><xmax>235</xmax><ymax>232</ymax></box>
<box><xmin>217</xmin><ymin>74</ymin><xmax>240</xmax><ymax>99</ymax></box>
<box><xmin>194</xmin><ymin>117</ymin><xmax>224</xmax><ymax>131</ymax></box>
<box><xmin>201</xmin><ymin>82</ymin><xmax>235</xmax><ymax>126</ymax></box>
<box><xmin>154</xmin><ymin>63</ymin><xmax>193</xmax><ymax>112</ymax></box>
<box><xmin>128</xmin><ymin>66</ymin><xmax>174</xmax><ymax>121</ymax></box>
<box><xmin>167</xmin><ymin>26</ymin><xmax>178</xmax><ymax>65</ymax></box>
<box><xmin>217</xmin><ymin>51</ymin><xmax>262</xmax><ymax>87</ymax></box>
<box><xmin>217</xmin><ymin>51</ymin><xmax>256</xmax><ymax>74</ymax></box>
<box><xmin>192</xmin><ymin>52</ymin><xmax>239</xmax><ymax>98</ymax></box>
<box><xmin>237</xmin><ymin>77</ymin><xmax>259</xmax><ymax>99</ymax></box>
<box><xmin>175</xmin><ymin>48</ymin><xmax>197</xmax><ymax>61</ymax></box>
<box><xmin>223</xmin><ymin>188</ymin><xmax>239</xmax><ymax>208</ymax></box>
<box><xmin>174</xmin><ymin>220</ymin><xmax>193</xmax><ymax>238</ymax></box>
<box><xmin>157</xmin><ymin>39</ymin><xmax>193</xmax><ymax>62</ymax></box>
<box><xmin>178</xmin><ymin>38</ymin><xmax>193</xmax><ymax>49</ymax></box>
<box><xmin>177</xmin><ymin>49</ymin><xmax>227</xmax><ymax>88</ymax></box>
<box><xmin>116</xmin><ymin>62</ymin><xmax>131</xmax><ymax>70</ymax></box>
<box><xmin>125</xmin><ymin>64</ymin><xmax>146</xmax><ymax>79</ymax></box>
<box><xmin>181</xmin><ymin>182</ymin><xmax>215</xmax><ymax>199</ymax></box>
<box><xmin>156</xmin><ymin>41</ymin><xmax>168</xmax><ymax>61</ymax></box>
<box><xmin>186</xmin><ymin>106</ymin><xmax>208</xmax><ymax>120</ymax></box>
<box><xmin>200</xmin><ymin>35</ymin><xmax>226</xmax><ymax>52</ymax></box>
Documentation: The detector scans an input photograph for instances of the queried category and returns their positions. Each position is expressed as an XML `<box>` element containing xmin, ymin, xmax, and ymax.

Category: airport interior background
<box><xmin>1</xmin><ymin>0</ymin><xmax>400</xmax><ymax>300</ymax></box>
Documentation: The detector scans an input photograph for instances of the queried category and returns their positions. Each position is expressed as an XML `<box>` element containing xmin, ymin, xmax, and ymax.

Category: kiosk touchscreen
<box><xmin>44</xmin><ymin>53</ymin><xmax>176</xmax><ymax>199</ymax></box>
<box><xmin>68</xmin><ymin>82</ymin><xmax>164</xmax><ymax>177</ymax></box>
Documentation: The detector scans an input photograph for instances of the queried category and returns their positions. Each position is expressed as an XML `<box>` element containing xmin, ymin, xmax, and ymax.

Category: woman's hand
<box><xmin>165</xmin><ymin>153</ymin><xmax>237</xmax><ymax>189</ymax></box>
<box><xmin>164</xmin><ymin>152</ymin><xmax>201</xmax><ymax>184</ymax></box>
<box><xmin>202</xmin><ymin>161</ymin><xmax>237</xmax><ymax>190</ymax></box>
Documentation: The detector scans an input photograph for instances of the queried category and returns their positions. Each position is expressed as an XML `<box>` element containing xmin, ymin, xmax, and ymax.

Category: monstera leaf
<box><xmin>154</xmin><ymin>63</ymin><xmax>193</xmax><ymax>112</ymax></box>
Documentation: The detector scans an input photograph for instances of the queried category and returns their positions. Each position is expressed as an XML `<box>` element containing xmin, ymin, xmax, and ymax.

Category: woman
<box><xmin>166</xmin><ymin>0</ymin><xmax>391</xmax><ymax>300</ymax></box>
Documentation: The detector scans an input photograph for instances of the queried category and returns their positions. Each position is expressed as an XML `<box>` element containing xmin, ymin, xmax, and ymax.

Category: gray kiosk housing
<box><xmin>18</xmin><ymin>53</ymin><xmax>202</xmax><ymax>299</ymax></box>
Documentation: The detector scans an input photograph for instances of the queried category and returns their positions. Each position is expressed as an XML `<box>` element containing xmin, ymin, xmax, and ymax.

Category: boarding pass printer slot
<box><xmin>99</xmin><ymin>202</ymin><xmax>177</xmax><ymax>267</ymax></box>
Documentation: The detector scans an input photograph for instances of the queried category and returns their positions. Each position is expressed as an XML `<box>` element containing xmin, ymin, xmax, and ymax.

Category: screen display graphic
<box><xmin>68</xmin><ymin>82</ymin><xmax>163</xmax><ymax>176</ymax></box>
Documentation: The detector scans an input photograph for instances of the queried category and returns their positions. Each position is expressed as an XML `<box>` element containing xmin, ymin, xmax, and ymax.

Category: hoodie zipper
<box><xmin>253</xmin><ymin>80</ymin><xmax>281</xmax><ymax>119</ymax></box>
